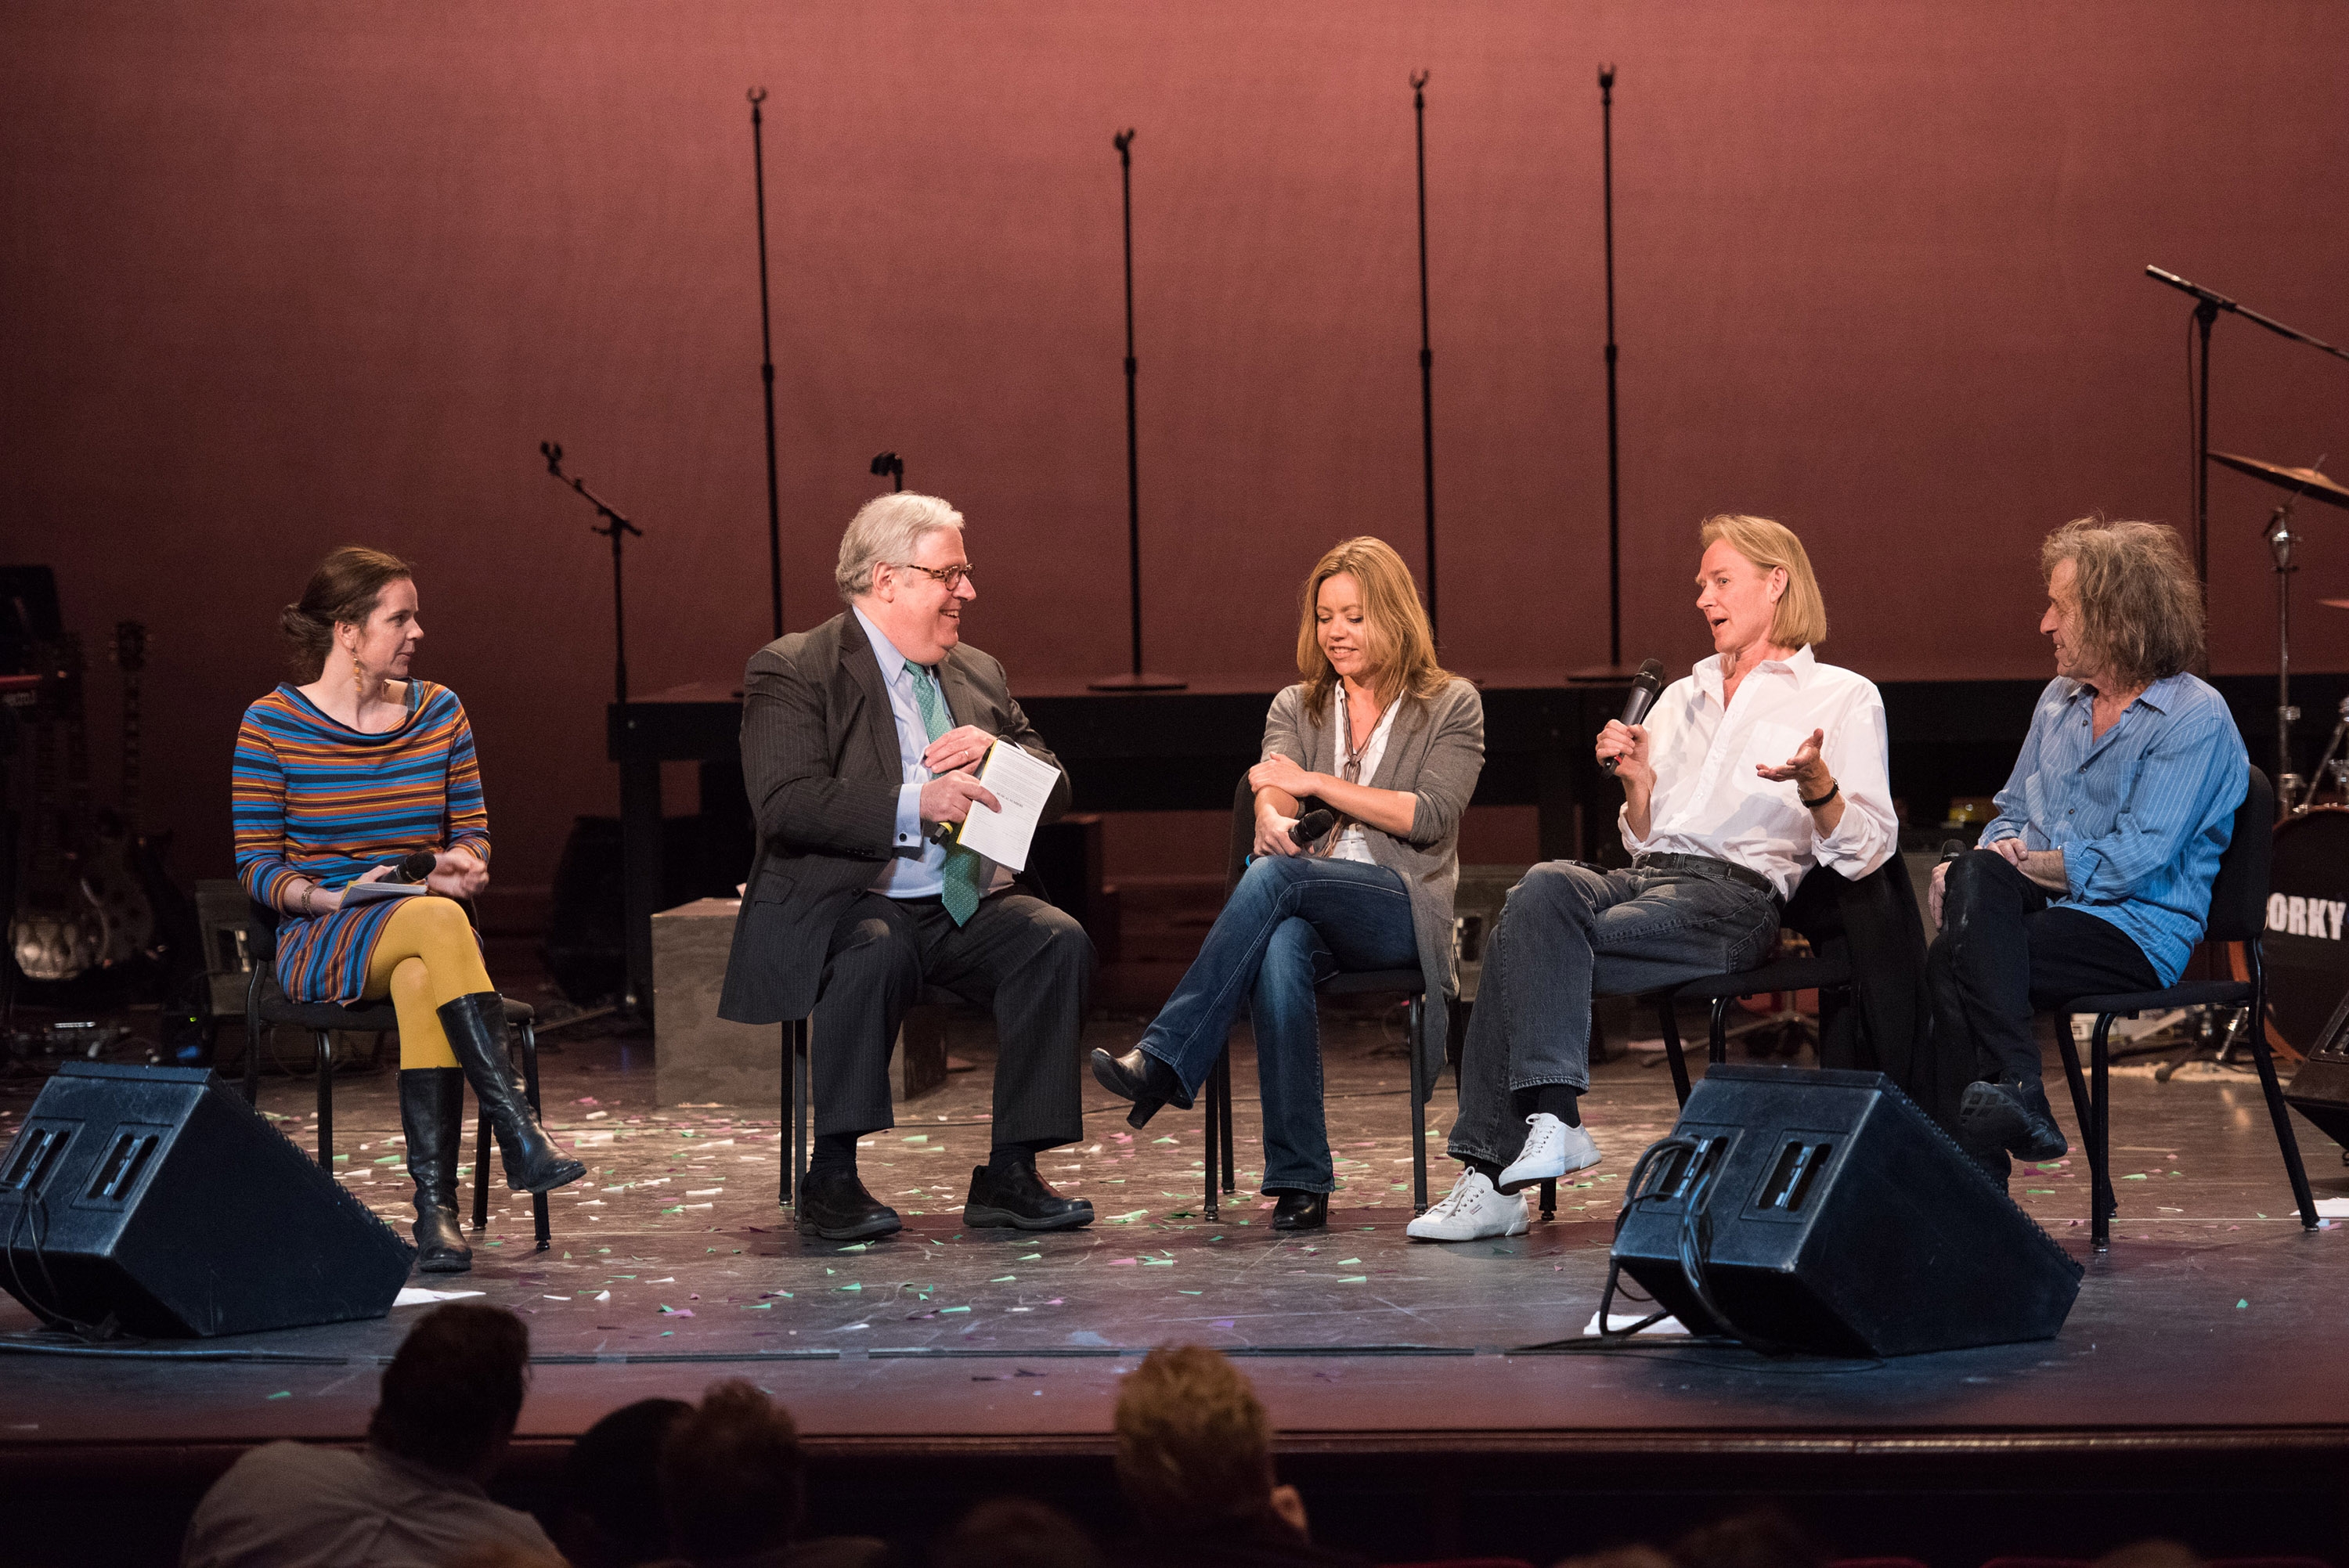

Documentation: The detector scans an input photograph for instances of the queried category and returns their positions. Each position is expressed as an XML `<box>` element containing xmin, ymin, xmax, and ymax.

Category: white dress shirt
<box><xmin>853</xmin><ymin>605</ymin><xmax>1012</xmax><ymax>900</ymax></box>
<box><xmin>1325</xmin><ymin>681</ymin><xmax>1402</xmax><ymax>864</ymax></box>
<box><xmin>1620</xmin><ymin>645</ymin><xmax>1896</xmax><ymax>900</ymax></box>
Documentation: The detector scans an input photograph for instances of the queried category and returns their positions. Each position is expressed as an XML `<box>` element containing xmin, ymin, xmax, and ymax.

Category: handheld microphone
<box><xmin>388</xmin><ymin>850</ymin><xmax>438</xmax><ymax>884</ymax></box>
<box><xmin>1600</xmin><ymin>659</ymin><xmax>1669</xmax><ymax>775</ymax></box>
<box><xmin>1290</xmin><ymin>809</ymin><xmax>1337</xmax><ymax>846</ymax></box>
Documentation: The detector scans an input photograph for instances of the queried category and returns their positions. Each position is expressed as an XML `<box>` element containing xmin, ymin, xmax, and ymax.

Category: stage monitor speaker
<box><xmin>0</xmin><ymin>1062</ymin><xmax>412</xmax><ymax>1337</ymax></box>
<box><xmin>2283</xmin><ymin>986</ymin><xmax>2349</xmax><ymax>1149</ymax></box>
<box><xmin>1611</xmin><ymin>1064</ymin><xmax>2082</xmax><ymax>1357</ymax></box>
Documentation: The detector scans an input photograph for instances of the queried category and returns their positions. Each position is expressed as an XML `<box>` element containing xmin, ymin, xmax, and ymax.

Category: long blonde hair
<box><xmin>1294</xmin><ymin>536</ymin><xmax>1451</xmax><ymax>721</ymax></box>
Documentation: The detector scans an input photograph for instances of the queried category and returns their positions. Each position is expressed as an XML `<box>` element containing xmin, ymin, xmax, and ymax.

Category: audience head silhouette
<box><xmin>659</xmin><ymin>1379</ymin><xmax>806</xmax><ymax>1563</ymax></box>
<box><xmin>931</xmin><ymin>1497</ymin><xmax>1104</xmax><ymax>1568</ymax></box>
<box><xmin>1113</xmin><ymin>1343</ymin><xmax>1283</xmax><ymax>1531</ymax></box>
<box><xmin>366</xmin><ymin>1302</ymin><xmax>530</xmax><ymax>1481</ymax></box>
<box><xmin>557</xmin><ymin>1397</ymin><xmax>692</xmax><ymax>1568</ymax></box>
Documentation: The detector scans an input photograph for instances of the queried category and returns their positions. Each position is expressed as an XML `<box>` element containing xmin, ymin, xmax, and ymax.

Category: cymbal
<box><xmin>2210</xmin><ymin>451</ymin><xmax>2349</xmax><ymax>510</ymax></box>
<box><xmin>2319</xmin><ymin>599</ymin><xmax>2349</xmax><ymax>611</ymax></box>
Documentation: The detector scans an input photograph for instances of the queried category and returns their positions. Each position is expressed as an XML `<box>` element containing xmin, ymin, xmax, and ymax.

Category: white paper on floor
<box><xmin>1583</xmin><ymin>1309</ymin><xmax>1689</xmax><ymax>1336</ymax></box>
<box><xmin>2315</xmin><ymin>1198</ymin><xmax>2349</xmax><ymax>1218</ymax></box>
<box><xmin>394</xmin><ymin>1288</ymin><xmax>486</xmax><ymax>1307</ymax></box>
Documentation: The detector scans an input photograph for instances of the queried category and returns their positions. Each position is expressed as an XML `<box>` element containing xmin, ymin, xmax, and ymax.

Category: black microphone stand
<box><xmin>871</xmin><ymin>452</ymin><xmax>904</xmax><ymax>492</ymax></box>
<box><xmin>2266</xmin><ymin>490</ymin><xmax>2304</xmax><ymax>802</ymax></box>
<box><xmin>542</xmin><ymin>442</ymin><xmax>644</xmax><ymax>705</ymax></box>
<box><xmin>1092</xmin><ymin>128</ymin><xmax>1184</xmax><ymax>691</ymax></box>
<box><xmin>749</xmin><ymin>88</ymin><xmax>785</xmax><ymax>639</ymax></box>
<box><xmin>1411</xmin><ymin>71</ymin><xmax>1439</xmax><ymax>643</ymax></box>
<box><xmin>2145</xmin><ymin>265</ymin><xmax>2349</xmax><ymax>586</ymax></box>
<box><xmin>1599</xmin><ymin>64</ymin><xmax>1622</xmax><ymax>670</ymax></box>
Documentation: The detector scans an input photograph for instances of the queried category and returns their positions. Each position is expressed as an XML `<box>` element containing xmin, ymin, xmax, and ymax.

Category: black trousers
<box><xmin>1927</xmin><ymin>849</ymin><xmax>2160</xmax><ymax>1085</ymax></box>
<box><xmin>809</xmin><ymin>889</ymin><xmax>1094</xmax><ymax>1147</ymax></box>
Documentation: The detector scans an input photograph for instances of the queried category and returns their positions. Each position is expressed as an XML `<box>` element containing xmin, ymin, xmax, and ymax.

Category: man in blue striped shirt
<box><xmin>1929</xmin><ymin>519</ymin><xmax>2247</xmax><ymax>1178</ymax></box>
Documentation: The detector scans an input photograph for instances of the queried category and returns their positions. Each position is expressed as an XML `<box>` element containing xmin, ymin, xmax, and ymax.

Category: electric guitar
<box><xmin>8</xmin><ymin>636</ymin><xmax>109</xmax><ymax>982</ymax></box>
<box><xmin>87</xmin><ymin>621</ymin><xmax>172</xmax><ymax>968</ymax></box>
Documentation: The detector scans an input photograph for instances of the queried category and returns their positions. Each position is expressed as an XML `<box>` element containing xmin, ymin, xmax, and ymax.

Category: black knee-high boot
<box><xmin>399</xmin><ymin>1067</ymin><xmax>473</xmax><ymax>1272</ymax></box>
<box><xmin>436</xmin><ymin>993</ymin><xmax>586</xmax><ymax>1193</ymax></box>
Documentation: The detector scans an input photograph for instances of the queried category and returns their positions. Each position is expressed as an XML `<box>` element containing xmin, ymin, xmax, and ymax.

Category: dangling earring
<box><xmin>352</xmin><ymin>654</ymin><xmax>364</xmax><ymax>698</ymax></box>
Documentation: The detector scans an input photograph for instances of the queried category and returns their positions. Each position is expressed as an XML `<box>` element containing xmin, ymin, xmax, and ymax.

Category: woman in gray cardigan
<box><xmin>1092</xmin><ymin>537</ymin><xmax>1485</xmax><ymax>1230</ymax></box>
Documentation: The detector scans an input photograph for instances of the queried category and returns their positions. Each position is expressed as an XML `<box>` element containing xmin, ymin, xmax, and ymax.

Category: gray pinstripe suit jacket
<box><xmin>716</xmin><ymin>610</ymin><xmax>1072</xmax><ymax>1024</ymax></box>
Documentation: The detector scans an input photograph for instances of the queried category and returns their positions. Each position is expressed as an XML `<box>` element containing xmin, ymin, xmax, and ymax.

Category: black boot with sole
<box><xmin>398</xmin><ymin>1066</ymin><xmax>473</xmax><ymax>1272</ymax></box>
<box><xmin>437</xmin><ymin>992</ymin><xmax>586</xmax><ymax>1194</ymax></box>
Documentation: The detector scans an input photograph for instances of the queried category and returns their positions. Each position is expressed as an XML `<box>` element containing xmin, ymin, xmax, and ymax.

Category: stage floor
<box><xmin>4</xmin><ymin>1011</ymin><xmax>2347</xmax><ymax>1565</ymax></box>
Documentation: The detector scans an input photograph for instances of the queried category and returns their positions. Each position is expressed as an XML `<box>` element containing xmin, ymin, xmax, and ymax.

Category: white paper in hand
<box><xmin>951</xmin><ymin>742</ymin><xmax>1059</xmax><ymax>872</ymax></box>
<box><xmin>340</xmin><ymin>879</ymin><xmax>429</xmax><ymax>907</ymax></box>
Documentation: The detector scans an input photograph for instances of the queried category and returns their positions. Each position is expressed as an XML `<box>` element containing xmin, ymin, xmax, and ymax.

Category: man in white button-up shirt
<box><xmin>1411</xmin><ymin>515</ymin><xmax>1897</xmax><ymax>1242</ymax></box>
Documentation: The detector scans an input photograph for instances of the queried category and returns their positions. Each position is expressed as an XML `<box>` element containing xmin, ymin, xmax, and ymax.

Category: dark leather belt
<box><xmin>1632</xmin><ymin>851</ymin><xmax>1779</xmax><ymax>903</ymax></box>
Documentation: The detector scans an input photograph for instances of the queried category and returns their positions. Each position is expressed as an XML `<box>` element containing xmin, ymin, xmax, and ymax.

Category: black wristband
<box><xmin>1799</xmin><ymin>779</ymin><xmax>1839</xmax><ymax>811</ymax></box>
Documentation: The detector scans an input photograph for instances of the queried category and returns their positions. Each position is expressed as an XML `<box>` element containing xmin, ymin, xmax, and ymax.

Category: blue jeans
<box><xmin>1138</xmin><ymin>856</ymin><xmax>1419</xmax><ymax>1194</ymax></box>
<box><xmin>1446</xmin><ymin>860</ymin><xmax>1779</xmax><ymax>1168</ymax></box>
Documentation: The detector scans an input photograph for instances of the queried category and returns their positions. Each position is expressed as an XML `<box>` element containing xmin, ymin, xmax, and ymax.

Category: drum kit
<box><xmin>2193</xmin><ymin>452</ymin><xmax>2349</xmax><ymax>1074</ymax></box>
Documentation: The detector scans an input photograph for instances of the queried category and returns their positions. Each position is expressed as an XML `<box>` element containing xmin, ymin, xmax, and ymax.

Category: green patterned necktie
<box><xmin>905</xmin><ymin>660</ymin><xmax>986</xmax><ymax>925</ymax></box>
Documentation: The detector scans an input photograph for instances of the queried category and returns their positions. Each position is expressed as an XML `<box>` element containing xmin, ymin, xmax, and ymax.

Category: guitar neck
<box><xmin>122</xmin><ymin>668</ymin><xmax>142</xmax><ymax>831</ymax></box>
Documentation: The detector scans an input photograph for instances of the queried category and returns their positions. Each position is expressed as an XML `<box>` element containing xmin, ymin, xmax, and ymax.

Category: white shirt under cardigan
<box><xmin>1619</xmin><ymin>645</ymin><xmax>1897</xmax><ymax>900</ymax></box>
<box><xmin>1324</xmin><ymin>682</ymin><xmax>1403</xmax><ymax>865</ymax></box>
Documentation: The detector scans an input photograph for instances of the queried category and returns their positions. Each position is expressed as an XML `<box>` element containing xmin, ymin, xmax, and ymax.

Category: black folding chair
<box><xmin>2049</xmin><ymin>766</ymin><xmax>2318</xmax><ymax>1251</ymax></box>
<box><xmin>243</xmin><ymin>899</ymin><xmax>551</xmax><ymax>1250</ymax></box>
<box><xmin>1179</xmin><ymin>776</ymin><xmax>1435</xmax><ymax>1221</ymax></box>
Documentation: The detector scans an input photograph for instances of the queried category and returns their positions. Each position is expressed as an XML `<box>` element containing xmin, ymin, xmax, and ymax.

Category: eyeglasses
<box><xmin>893</xmin><ymin>561</ymin><xmax>976</xmax><ymax>589</ymax></box>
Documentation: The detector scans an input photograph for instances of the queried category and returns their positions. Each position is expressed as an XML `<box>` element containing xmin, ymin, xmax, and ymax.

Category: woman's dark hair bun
<box><xmin>280</xmin><ymin>547</ymin><xmax>413</xmax><ymax>681</ymax></box>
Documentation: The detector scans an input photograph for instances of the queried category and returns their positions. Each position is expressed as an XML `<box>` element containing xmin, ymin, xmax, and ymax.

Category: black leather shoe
<box><xmin>1959</xmin><ymin>1077</ymin><xmax>2069</xmax><ymax>1163</ymax></box>
<box><xmin>1090</xmin><ymin>1047</ymin><xmax>1190</xmax><ymax>1113</ymax></box>
<box><xmin>796</xmin><ymin>1167</ymin><xmax>902</xmax><ymax>1241</ymax></box>
<box><xmin>964</xmin><ymin>1163</ymin><xmax>1095</xmax><ymax>1231</ymax></box>
<box><xmin>399</xmin><ymin>1067</ymin><xmax>471</xmax><ymax>1273</ymax></box>
<box><xmin>1269</xmin><ymin>1190</ymin><xmax>1327</xmax><ymax>1231</ymax></box>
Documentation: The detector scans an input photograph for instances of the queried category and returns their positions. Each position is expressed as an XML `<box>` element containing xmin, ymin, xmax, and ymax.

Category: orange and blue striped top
<box><xmin>232</xmin><ymin>680</ymin><xmax>490</xmax><ymax>1004</ymax></box>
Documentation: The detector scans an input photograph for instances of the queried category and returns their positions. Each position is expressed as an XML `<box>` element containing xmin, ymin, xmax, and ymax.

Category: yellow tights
<box><xmin>363</xmin><ymin>896</ymin><xmax>496</xmax><ymax>1071</ymax></box>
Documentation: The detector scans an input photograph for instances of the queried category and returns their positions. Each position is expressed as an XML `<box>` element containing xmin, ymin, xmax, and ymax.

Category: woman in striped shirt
<box><xmin>234</xmin><ymin>547</ymin><xmax>583</xmax><ymax>1273</ymax></box>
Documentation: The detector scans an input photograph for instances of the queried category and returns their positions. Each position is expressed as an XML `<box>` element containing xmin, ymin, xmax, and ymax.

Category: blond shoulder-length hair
<box><xmin>2040</xmin><ymin>517</ymin><xmax>2203</xmax><ymax>687</ymax></box>
<box><xmin>1294</xmin><ymin>536</ymin><xmax>1452</xmax><ymax>721</ymax></box>
<box><xmin>1700</xmin><ymin>514</ymin><xmax>1828</xmax><ymax>648</ymax></box>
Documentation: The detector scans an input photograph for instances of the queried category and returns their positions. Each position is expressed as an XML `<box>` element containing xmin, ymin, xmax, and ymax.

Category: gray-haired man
<box><xmin>719</xmin><ymin>493</ymin><xmax>1095</xmax><ymax>1240</ymax></box>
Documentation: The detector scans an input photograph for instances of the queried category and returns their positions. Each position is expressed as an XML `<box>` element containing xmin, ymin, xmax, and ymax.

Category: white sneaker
<box><xmin>1496</xmin><ymin>1113</ymin><xmax>1601</xmax><ymax>1194</ymax></box>
<box><xmin>1405</xmin><ymin>1167</ymin><xmax>1529</xmax><ymax>1242</ymax></box>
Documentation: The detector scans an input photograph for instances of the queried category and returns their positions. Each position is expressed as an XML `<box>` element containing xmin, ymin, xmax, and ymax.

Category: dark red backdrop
<box><xmin>5</xmin><ymin>2</ymin><xmax>2347</xmax><ymax>917</ymax></box>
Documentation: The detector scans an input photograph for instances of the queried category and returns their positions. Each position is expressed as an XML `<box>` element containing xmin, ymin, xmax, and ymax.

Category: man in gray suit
<box><xmin>718</xmin><ymin>492</ymin><xmax>1095</xmax><ymax>1240</ymax></box>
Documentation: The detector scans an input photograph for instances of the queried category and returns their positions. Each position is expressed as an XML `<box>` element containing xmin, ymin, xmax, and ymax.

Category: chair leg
<box><xmin>1539</xmin><ymin>1177</ymin><xmax>1556</xmax><ymax>1220</ymax></box>
<box><xmin>314</xmin><ymin>1031</ymin><xmax>333</xmax><ymax>1165</ymax></box>
<box><xmin>520</xmin><ymin>1019</ymin><xmax>550</xmax><ymax>1251</ymax></box>
<box><xmin>2055</xmin><ymin>1013</ymin><xmax>2094</xmax><ymax>1155</ymax></box>
<box><xmin>1409</xmin><ymin>996</ymin><xmax>1429</xmax><ymax>1214</ymax></box>
<box><xmin>792</xmin><ymin>1018</ymin><xmax>810</xmax><ymax>1213</ymax></box>
<box><xmin>1218</xmin><ymin>1051</ymin><xmax>1236</xmax><ymax>1192</ymax></box>
<box><xmin>778</xmin><ymin>1022</ymin><xmax>795</xmax><ymax>1206</ymax></box>
<box><xmin>1203</xmin><ymin>1043</ymin><xmax>1223</xmax><ymax>1223</ymax></box>
<box><xmin>243</xmin><ymin>974</ymin><xmax>263</xmax><ymax>1107</ymax></box>
<box><xmin>1709</xmin><ymin>996</ymin><xmax>1733</xmax><ymax>1065</ymax></box>
<box><xmin>472</xmin><ymin>1102</ymin><xmax>491</xmax><ymax>1231</ymax></box>
<box><xmin>2091</xmin><ymin>1014</ymin><xmax>2115</xmax><ymax>1252</ymax></box>
<box><xmin>1656</xmin><ymin>998</ymin><xmax>1692</xmax><ymax>1107</ymax></box>
<box><xmin>2241</xmin><ymin>952</ymin><xmax>2320</xmax><ymax>1231</ymax></box>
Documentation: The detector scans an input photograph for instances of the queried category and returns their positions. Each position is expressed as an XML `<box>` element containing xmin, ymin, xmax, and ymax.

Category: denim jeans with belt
<box><xmin>1446</xmin><ymin>860</ymin><xmax>1780</xmax><ymax>1168</ymax></box>
<box><xmin>1138</xmin><ymin>855</ymin><xmax>1419</xmax><ymax>1195</ymax></box>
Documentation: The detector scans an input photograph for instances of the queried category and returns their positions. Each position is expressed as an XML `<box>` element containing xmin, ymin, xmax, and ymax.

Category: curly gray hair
<box><xmin>834</xmin><ymin>492</ymin><xmax>965</xmax><ymax>604</ymax></box>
